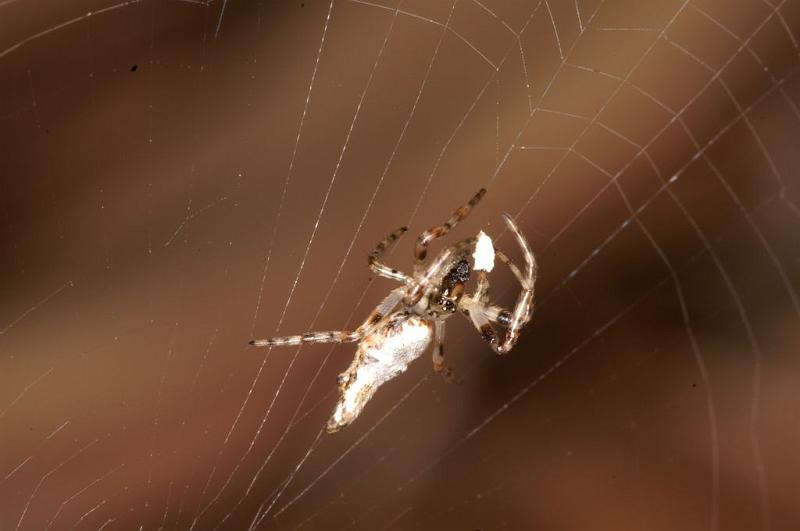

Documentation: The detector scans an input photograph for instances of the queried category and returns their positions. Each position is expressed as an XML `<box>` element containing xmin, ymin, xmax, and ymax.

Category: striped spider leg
<box><xmin>248</xmin><ymin>287</ymin><xmax>404</xmax><ymax>348</ymax></box>
<box><xmin>248</xmin><ymin>222</ymin><xmax>417</xmax><ymax>349</ymax></box>
<box><xmin>414</xmin><ymin>188</ymin><xmax>486</xmax><ymax>275</ymax></box>
<box><xmin>368</xmin><ymin>226</ymin><xmax>411</xmax><ymax>283</ymax></box>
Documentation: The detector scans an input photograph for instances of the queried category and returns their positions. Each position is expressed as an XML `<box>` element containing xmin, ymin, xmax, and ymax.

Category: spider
<box><xmin>249</xmin><ymin>189</ymin><xmax>537</xmax><ymax>433</ymax></box>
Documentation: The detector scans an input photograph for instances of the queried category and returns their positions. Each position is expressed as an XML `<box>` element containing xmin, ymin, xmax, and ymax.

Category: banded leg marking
<box><xmin>249</xmin><ymin>330</ymin><xmax>359</xmax><ymax>347</ymax></box>
<box><xmin>432</xmin><ymin>320</ymin><xmax>457</xmax><ymax>383</ymax></box>
<box><xmin>368</xmin><ymin>226</ymin><xmax>411</xmax><ymax>283</ymax></box>
<box><xmin>414</xmin><ymin>188</ymin><xmax>486</xmax><ymax>272</ymax></box>
<box><xmin>249</xmin><ymin>289</ymin><xmax>404</xmax><ymax>348</ymax></box>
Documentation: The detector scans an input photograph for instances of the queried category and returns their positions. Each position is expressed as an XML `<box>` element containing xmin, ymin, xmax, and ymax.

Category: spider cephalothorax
<box><xmin>250</xmin><ymin>188</ymin><xmax>537</xmax><ymax>433</ymax></box>
<box><xmin>435</xmin><ymin>259</ymin><xmax>470</xmax><ymax>314</ymax></box>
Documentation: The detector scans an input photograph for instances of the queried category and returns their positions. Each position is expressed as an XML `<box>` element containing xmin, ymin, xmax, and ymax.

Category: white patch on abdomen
<box><xmin>328</xmin><ymin>314</ymin><xmax>432</xmax><ymax>432</ymax></box>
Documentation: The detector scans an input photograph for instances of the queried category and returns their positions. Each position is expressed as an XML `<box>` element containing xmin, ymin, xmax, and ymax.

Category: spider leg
<box><xmin>501</xmin><ymin>214</ymin><xmax>537</xmax><ymax>283</ymax></box>
<box><xmin>465</xmin><ymin>271</ymin><xmax>514</xmax><ymax>327</ymax></box>
<box><xmin>459</xmin><ymin>296</ymin><xmax>515</xmax><ymax>350</ymax></box>
<box><xmin>414</xmin><ymin>188</ymin><xmax>486</xmax><ymax>273</ymax></box>
<box><xmin>432</xmin><ymin>320</ymin><xmax>458</xmax><ymax>383</ymax></box>
<box><xmin>368</xmin><ymin>226</ymin><xmax>412</xmax><ymax>283</ymax></box>
<box><xmin>473</xmin><ymin>269</ymin><xmax>491</xmax><ymax>301</ymax></box>
<box><xmin>458</xmin><ymin>261</ymin><xmax>521</xmax><ymax>354</ymax></box>
<box><xmin>494</xmin><ymin>214</ymin><xmax>537</xmax><ymax>354</ymax></box>
<box><xmin>494</xmin><ymin>250</ymin><xmax>526</xmax><ymax>286</ymax></box>
<box><xmin>459</xmin><ymin>294</ymin><xmax>504</xmax><ymax>352</ymax></box>
<box><xmin>249</xmin><ymin>288</ymin><xmax>403</xmax><ymax>347</ymax></box>
<box><xmin>250</xmin><ymin>330</ymin><xmax>360</xmax><ymax>347</ymax></box>
<box><xmin>482</xmin><ymin>304</ymin><xmax>513</xmax><ymax>327</ymax></box>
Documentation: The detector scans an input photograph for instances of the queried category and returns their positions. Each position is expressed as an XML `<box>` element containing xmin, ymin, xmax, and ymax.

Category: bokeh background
<box><xmin>1</xmin><ymin>0</ymin><xmax>799</xmax><ymax>529</ymax></box>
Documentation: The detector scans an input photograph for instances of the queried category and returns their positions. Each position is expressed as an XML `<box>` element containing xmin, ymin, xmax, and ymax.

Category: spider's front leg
<box><xmin>494</xmin><ymin>214</ymin><xmax>536</xmax><ymax>354</ymax></box>
<box><xmin>464</xmin><ymin>214</ymin><xmax>536</xmax><ymax>354</ymax></box>
<box><xmin>460</xmin><ymin>213</ymin><xmax>537</xmax><ymax>355</ymax></box>
<box><xmin>368</xmin><ymin>226</ymin><xmax>412</xmax><ymax>283</ymax></box>
<box><xmin>249</xmin><ymin>288</ymin><xmax>404</xmax><ymax>347</ymax></box>
<box><xmin>460</xmin><ymin>292</ymin><xmax>511</xmax><ymax>354</ymax></box>
<box><xmin>414</xmin><ymin>188</ymin><xmax>486</xmax><ymax>274</ymax></box>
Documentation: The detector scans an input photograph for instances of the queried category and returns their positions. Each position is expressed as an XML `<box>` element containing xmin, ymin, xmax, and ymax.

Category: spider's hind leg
<box><xmin>249</xmin><ymin>289</ymin><xmax>404</xmax><ymax>348</ymax></box>
<box><xmin>249</xmin><ymin>330</ymin><xmax>360</xmax><ymax>347</ymax></box>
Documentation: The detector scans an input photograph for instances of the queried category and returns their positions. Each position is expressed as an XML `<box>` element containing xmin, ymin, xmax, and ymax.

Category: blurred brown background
<box><xmin>1</xmin><ymin>0</ymin><xmax>799</xmax><ymax>529</ymax></box>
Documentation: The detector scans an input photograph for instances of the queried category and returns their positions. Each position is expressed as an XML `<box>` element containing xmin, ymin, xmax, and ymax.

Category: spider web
<box><xmin>1</xmin><ymin>0</ymin><xmax>799</xmax><ymax>529</ymax></box>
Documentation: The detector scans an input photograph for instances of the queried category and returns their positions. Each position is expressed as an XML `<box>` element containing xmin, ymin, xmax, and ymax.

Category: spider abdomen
<box><xmin>327</xmin><ymin>313</ymin><xmax>432</xmax><ymax>432</ymax></box>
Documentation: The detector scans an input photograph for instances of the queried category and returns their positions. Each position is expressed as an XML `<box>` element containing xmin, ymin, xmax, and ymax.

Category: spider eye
<box><xmin>440</xmin><ymin>299</ymin><xmax>456</xmax><ymax>313</ymax></box>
